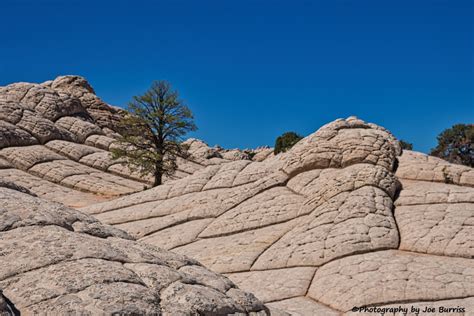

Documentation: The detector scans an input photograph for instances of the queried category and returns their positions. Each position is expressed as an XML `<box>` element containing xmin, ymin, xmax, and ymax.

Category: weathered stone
<box><xmin>279</xmin><ymin>117</ymin><xmax>400</xmax><ymax>177</ymax></box>
<box><xmin>200</xmin><ymin>186</ymin><xmax>304</xmax><ymax>238</ymax></box>
<box><xmin>0</xmin><ymin>187</ymin><xmax>129</xmax><ymax>239</ymax></box>
<box><xmin>0</xmin><ymin>187</ymin><xmax>267</xmax><ymax>315</ymax></box>
<box><xmin>84</xmin><ymin>134</ymin><xmax>115</xmax><ymax>150</ymax></box>
<box><xmin>0</xmin><ymin>120</ymin><xmax>38</xmax><ymax>149</ymax></box>
<box><xmin>397</xmin><ymin>180</ymin><xmax>474</xmax><ymax>205</ymax></box>
<box><xmin>226</xmin><ymin>267</ymin><xmax>316</xmax><ymax>302</ymax></box>
<box><xmin>79</xmin><ymin>151</ymin><xmax>116</xmax><ymax>170</ymax></box>
<box><xmin>173</xmin><ymin>221</ymin><xmax>299</xmax><ymax>273</ymax></box>
<box><xmin>0</xmin><ymin>168</ymin><xmax>111</xmax><ymax>208</ymax></box>
<box><xmin>19</xmin><ymin>84</ymin><xmax>85</xmax><ymax>121</ymax></box>
<box><xmin>0</xmin><ymin>100</ymin><xmax>23</xmax><ymax>124</ymax></box>
<box><xmin>17</xmin><ymin>110</ymin><xmax>75</xmax><ymax>143</ymax></box>
<box><xmin>202</xmin><ymin>160</ymin><xmax>251</xmax><ymax>190</ymax></box>
<box><xmin>106</xmin><ymin>172</ymin><xmax>289</xmax><ymax>237</ymax></box>
<box><xmin>267</xmin><ymin>297</ymin><xmax>340</xmax><ymax>316</ymax></box>
<box><xmin>140</xmin><ymin>218</ymin><xmax>215</xmax><ymax>249</ymax></box>
<box><xmin>251</xmin><ymin>147</ymin><xmax>274</xmax><ymax>162</ymax></box>
<box><xmin>0</xmin><ymin>145</ymin><xmax>65</xmax><ymax>170</ymax></box>
<box><xmin>308</xmin><ymin>250</ymin><xmax>474</xmax><ymax>312</ymax></box>
<box><xmin>2</xmin><ymin>76</ymin><xmax>474</xmax><ymax>314</ymax></box>
<box><xmin>395</xmin><ymin>180</ymin><xmax>474</xmax><ymax>258</ymax></box>
<box><xmin>46</xmin><ymin>139</ymin><xmax>102</xmax><ymax>161</ymax></box>
<box><xmin>52</xmin><ymin>75</ymin><xmax>125</xmax><ymax>132</ymax></box>
<box><xmin>55</xmin><ymin>116</ymin><xmax>103</xmax><ymax>143</ymax></box>
<box><xmin>0</xmin><ymin>158</ymin><xmax>11</xmax><ymax>169</ymax></box>
<box><xmin>253</xmin><ymin>186</ymin><xmax>399</xmax><ymax>269</ymax></box>
<box><xmin>28</xmin><ymin>159</ymin><xmax>142</xmax><ymax>195</ymax></box>
<box><xmin>397</xmin><ymin>150</ymin><xmax>474</xmax><ymax>187</ymax></box>
<box><xmin>79</xmin><ymin>116</ymin><xmax>407</xmax><ymax>313</ymax></box>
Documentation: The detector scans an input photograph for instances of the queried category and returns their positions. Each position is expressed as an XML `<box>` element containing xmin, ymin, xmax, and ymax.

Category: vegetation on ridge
<box><xmin>430</xmin><ymin>123</ymin><xmax>473</xmax><ymax>167</ymax></box>
<box><xmin>111</xmin><ymin>81</ymin><xmax>197</xmax><ymax>186</ymax></box>
<box><xmin>274</xmin><ymin>131</ymin><xmax>303</xmax><ymax>155</ymax></box>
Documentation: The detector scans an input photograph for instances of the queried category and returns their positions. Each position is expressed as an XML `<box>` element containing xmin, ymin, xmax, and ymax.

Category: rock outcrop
<box><xmin>1</xmin><ymin>76</ymin><xmax>473</xmax><ymax>315</ymax></box>
<box><xmin>0</xmin><ymin>76</ymin><xmax>263</xmax><ymax>208</ymax></box>
<box><xmin>0</xmin><ymin>181</ymin><xmax>267</xmax><ymax>315</ymax></box>
<box><xmin>83</xmin><ymin>117</ymin><xmax>474</xmax><ymax>315</ymax></box>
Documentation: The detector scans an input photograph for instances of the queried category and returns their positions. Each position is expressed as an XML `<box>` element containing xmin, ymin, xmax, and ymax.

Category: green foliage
<box><xmin>111</xmin><ymin>81</ymin><xmax>197</xmax><ymax>186</ymax></box>
<box><xmin>430</xmin><ymin>124</ymin><xmax>473</xmax><ymax>167</ymax></box>
<box><xmin>400</xmin><ymin>140</ymin><xmax>413</xmax><ymax>150</ymax></box>
<box><xmin>274</xmin><ymin>131</ymin><xmax>303</xmax><ymax>155</ymax></box>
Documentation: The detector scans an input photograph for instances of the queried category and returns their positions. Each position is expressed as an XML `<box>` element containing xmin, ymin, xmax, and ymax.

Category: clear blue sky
<box><xmin>1</xmin><ymin>0</ymin><xmax>472</xmax><ymax>152</ymax></box>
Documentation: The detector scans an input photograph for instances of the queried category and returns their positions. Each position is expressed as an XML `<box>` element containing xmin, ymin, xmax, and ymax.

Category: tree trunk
<box><xmin>153</xmin><ymin>171</ymin><xmax>162</xmax><ymax>187</ymax></box>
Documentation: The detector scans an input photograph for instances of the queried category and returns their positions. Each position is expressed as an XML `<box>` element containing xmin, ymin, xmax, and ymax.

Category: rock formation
<box><xmin>0</xmin><ymin>76</ymin><xmax>259</xmax><ymax>208</ymax></box>
<box><xmin>0</xmin><ymin>180</ymin><xmax>268</xmax><ymax>315</ymax></box>
<box><xmin>83</xmin><ymin>117</ymin><xmax>474</xmax><ymax>315</ymax></box>
<box><xmin>1</xmin><ymin>76</ymin><xmax>473</xmax><ymax>315</ymax></box>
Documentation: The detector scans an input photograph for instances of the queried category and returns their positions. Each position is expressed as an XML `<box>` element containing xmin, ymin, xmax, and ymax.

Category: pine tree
<box><xmin>111</xmin><ymin>81</ymin><xmax>197</xmax><ymax>186</ymax></box>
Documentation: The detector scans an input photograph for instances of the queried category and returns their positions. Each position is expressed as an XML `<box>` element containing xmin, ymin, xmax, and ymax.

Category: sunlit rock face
<box><xmin>0</xmin><ymin>76</ymin><xmax>261</xmax><ymax>208</ymax></box>
<box><xmin>83</xmin><ymin>115</ymin><xmax>474</xmax><ymax>315</ymax></box>
<box><xmin>1</xmin><ymin>76</ymin><xmax>473</xmax><ymax>315</ymax></box>
<box><xmin>0</xmin><ymin>181</ymin><xmax>268</xmax><ymax>315</ymax></box>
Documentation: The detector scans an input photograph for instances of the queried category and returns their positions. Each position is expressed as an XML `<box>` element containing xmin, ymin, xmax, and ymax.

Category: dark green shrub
<box><xmin>274</xmin><ymin>132</ymin><xmax>303</xmax><ymax>155</ymax></box>
<box><xmin>430</xmin><ymin>124</ymin><xmax>473</xmax><ymax>167</ymax></box>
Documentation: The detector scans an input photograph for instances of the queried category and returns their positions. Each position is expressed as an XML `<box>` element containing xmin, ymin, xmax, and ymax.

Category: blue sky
<box><xmin>1</xmin><ymin>0</ymin><xmax>472</xmax><ymax>152</ymax></box>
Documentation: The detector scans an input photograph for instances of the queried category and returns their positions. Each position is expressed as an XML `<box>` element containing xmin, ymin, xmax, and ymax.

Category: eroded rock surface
<box><xmin>0</xmin><ymin>76</ymin><xmax>266</xmax><ymax>208</ymax></box>
<box><xmin>0</xmin><ymin>183</ymin><xmax>267</xmax><ymax>315</ymax></box>
<box><xmin>83</xmin><ymin>116</ymin><xmax>474</xmax><ymax>314</ymax></box>
<box><xmin>2</xmin><ymin>76</ymin><xmax>473</xmax><ymax>315</ymax></box>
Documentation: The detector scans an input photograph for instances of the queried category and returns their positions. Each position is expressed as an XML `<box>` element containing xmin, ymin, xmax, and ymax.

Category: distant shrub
<box><xmin>400</xmin><ymin>140</ymin><xmax>413</xmax><ymax>150</ymax></box>
<box><xmin>274</xmin><ymin>132</ymin><xmax>303</xmax><ymax>155</ymax></box>
<box><xmin>430</xmin><ymin>124</ymin><xmax>473</xmax><ymax>167</ymax></box>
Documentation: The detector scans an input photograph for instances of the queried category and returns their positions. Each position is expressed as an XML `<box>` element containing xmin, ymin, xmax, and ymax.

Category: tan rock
<box><xmin>84</xmin><ymin>134</ymin><xmax>116</xmax><ymax>150</ymax></box>
<box><xmin>46</xmin><ymin>139</ymin><xmax>102</xmax><ymax>161</ymax></box>
<box><xmin>226</xmin><ymin>267</ymin><xmax>316</xmax><ymax>302</ymax></box>
<box><xmin>395</xmin><ymin>180</ymin><xmax>474</xmax><ymax>258</ymax></box>
<box><xmin>267</xmin><ymin>297</ymin><xmax>340</xmax><ymax>316</ymax></box>
<box><xmin>253</xmin><ymin>186</ymin><xmax>399</xmax><ymax>269</ymax></box>
<box><xmin>308</xmin><ymin>250</ymin><xmax>474</xmax><ymax>312</ymax></box>
<box><xmin>55</xmin><ymin>116</ymin><xmax>103</xmax><ymax>142</ymax></box>
<box><xmin>199</xmin><ymin>186</ymin><xmax>304</xmax><ymax>238</ymax></box>
<box><xmin>17</xmin><ymin>110</ymin><xmax>75</xmax><ymax>143</ymax></box>
<box><xmin>0</xmin><ymin>168</ymin><xmax>111</xmax><ymax>207</ymax></box>
<box><xmin>174</xmin><ymin>221</ymin><xmax>299</xmax><ymax>273</ymax></box>
<box><xmin>0</xmin><ymin>120</ymin><xmax>38</xmax><ymax>149</ymax></box>
<box><xmin>0</xmin><ymin>145</ymin><xmax>65</xmax><ymax>170</ymax></box>
<box><xmin>397</xmin><ymin>150</ymin><xmax>474</xmax><ymax>187</ymax></box>
<box><xmin>140</xmin><ymin>218</ymin><xmax>215</xmax><ymax>249</ymax></box>
<box><xmin>0</xmin><ymin>186</ymin><xmax>267</xmax><ymax>315</ymax></box>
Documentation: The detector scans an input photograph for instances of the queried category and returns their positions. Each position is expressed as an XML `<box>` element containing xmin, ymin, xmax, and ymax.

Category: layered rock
<box><xmin>84</xmin><ymin>116</ymin><xmax>474</xmax><ymax>315</ymax></box>
<box><xmin>2</xmin><ymin>76</ymin><xmax>473</xmax><ymax>315</ymax></box>
<box><xmin>0</xmin><ymin>76</ymin><xmax>266</xmax><ymax>208</ymax></box>
<box><xmin>0</xmin><ymin>182</ymin><xmax>267</xmax><ymax>315</ymax></box>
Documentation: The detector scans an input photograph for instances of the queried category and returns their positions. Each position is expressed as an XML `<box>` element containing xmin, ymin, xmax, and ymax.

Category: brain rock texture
<box><xmin>0</xmin><ymin>76</ymin><xmax>266</xmax><ymax>208</ymax></box>
<box><xmin>1</xmin><ymin>77</ymin><xmax>473</xmax><ymax>315</ymax></box>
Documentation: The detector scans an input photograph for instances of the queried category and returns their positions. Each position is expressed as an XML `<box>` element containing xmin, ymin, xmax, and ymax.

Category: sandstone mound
<box><xmin>83</xmin><ymin>117</ymin><xmax>474</xmax><ymax>315</ymax></box>
<box><xmin>0</xmin><ymin>76</ymin><xmax>263</xmax><ymax>208</ymax></box>
<box><xmin>0</xmin><ymin>181</ymin><xmax>268</xmax><ymax>315</ymax></box>
<box><xmin>2</xmin><ymin>77</ymin><xmax>473</xmax><ymax>315</ymax></box>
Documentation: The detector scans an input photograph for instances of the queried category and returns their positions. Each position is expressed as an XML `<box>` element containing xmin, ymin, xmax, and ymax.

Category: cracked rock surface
<box><xmin>2</xmin><ymin>76</ymin><xmax>473</xmax><ymax>315</ymax></box>
<box><xmin>83</xmin><ymin>116</ymin><xmax>474</xmax><ymax>315</ymax></box>
<box><xmin>0</xmin><ymin>76</ymin><xmax>263</xmax><ymax>208</ymax></box>
<box><xmin>0</xmin><ymin>182</ymin><xmax>267</xmax><ymax>315</ymax></box>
